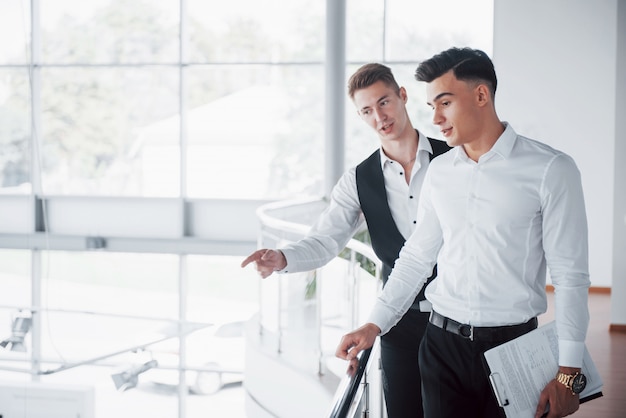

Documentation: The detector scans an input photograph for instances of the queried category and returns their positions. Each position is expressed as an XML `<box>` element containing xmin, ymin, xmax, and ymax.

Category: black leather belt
<box><xmin>429</xmin><ymin>310</ymin><xmax>537</xmax><ymax>342</ymax></box>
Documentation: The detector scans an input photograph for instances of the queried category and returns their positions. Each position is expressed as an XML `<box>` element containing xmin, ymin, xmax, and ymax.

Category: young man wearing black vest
<box><xmin>241</xmin><ymin>63</ymin><xmax>450</xmax><ymax>418</ymax></box>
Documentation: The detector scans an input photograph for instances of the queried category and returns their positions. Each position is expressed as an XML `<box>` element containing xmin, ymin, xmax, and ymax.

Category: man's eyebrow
<box><xmin>427</xmin><ymin>92</ymin><xmax>453</xmax><ymax>106</ymax></box>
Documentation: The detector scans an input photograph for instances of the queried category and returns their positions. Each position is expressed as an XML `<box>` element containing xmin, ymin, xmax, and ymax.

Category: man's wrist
<box><xmin>272</xmin><ymin>249</ymin><xmax>288</xmax><ymax>273</ymax></box>
<box><xmin>276</xmin><ymin>250</ymin><xmax>287</xmax><ymax>270</ymax></box>
<box><xmin>365</xmin><ymin>322</ymin><xmax>382</xmax><ymax>336</ymax></box>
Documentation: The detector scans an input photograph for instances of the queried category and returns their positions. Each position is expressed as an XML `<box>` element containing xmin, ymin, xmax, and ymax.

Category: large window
<box><xmin>0</xmin><ymin>0</ymin><xmax>325</xmax><ymax>199</ymax></box>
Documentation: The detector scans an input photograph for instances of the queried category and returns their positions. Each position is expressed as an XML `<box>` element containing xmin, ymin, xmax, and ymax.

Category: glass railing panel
<box><xmin>254</xmin><ymin>198</ymin><xmax>386</xmax><ymax>417</ymax></box>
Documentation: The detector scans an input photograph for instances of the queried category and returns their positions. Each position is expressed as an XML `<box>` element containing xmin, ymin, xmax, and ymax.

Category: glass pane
<box><xmin>186</xmin><ymin>255</ymin><xmax>258</xmax><ymax>324</ymax></box>
<box><xmin>41</xmin><ymin>251</ymin><xmax>178</xmax><ymax>317</ymax></box>
<box><xmin>185</xmin><ymin>65</ymin><xmax>324</xmax><ymax>199</ymax></box>
<box><xmin>188</xmin><ymin>0</ymin><xmax>325</xmax><ymax>63</ymax></box>
<box><xmin>40</xmin><ymin>67</ymin><xmax>180</xmax><ymax>196</ymax></box>
<box><xmin>0</xmin><ymin>1</ymin><xmax>30</xmax><ymax>64</ymax></box>
<box><xmin>0</xmin><ymin>250</ymin><xmax>31</xmax><ymax>378</ymax></box>
<box><xmin>385</xmin><ymin>0</ymin><xmax>494</xmax><ymax>61</ymax></box>
<box><xmin>0</xmin><ymin>249</ymin><xmax>31</xmax><ymax>308</ymax></box>
<box><xmin>0</xmin><ymin>68</ymin><xmax>31</xmax><ymax>193</ymax></box>
<box><xmin>35</xmin><ymin>250</ymin><xmax>179</xmax><ymax>416</ymax></box>
<box><xmin>346</xmin><ymin>0</ymin><xmax>384</xmax><ymax>63</ymax></box>
<box><xmin>40</xmin><ymin>0</ymin><xmax>179</xmax><ymax>64</ymax></box>
<box><xmin>184</xmin><ymin>255</ymin><xmax>258</xmax><ymax>415</ymax></box>
<box><xmin>38</xmin><ymin>363</ymin><xmax>178</xmax><ymax>418</ymax></box>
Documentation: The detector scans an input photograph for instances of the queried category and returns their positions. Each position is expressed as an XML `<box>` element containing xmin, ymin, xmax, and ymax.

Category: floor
<box><xmin>541</xmin><ymin>290</ymin><xmax>626</xmax><ymax>418</ymax></box>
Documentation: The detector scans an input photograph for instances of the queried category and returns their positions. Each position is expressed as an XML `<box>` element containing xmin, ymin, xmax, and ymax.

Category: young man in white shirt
<box><xmin>242</xmin><ymin>63</ymin><xmax>450</xmax><ymax>418</ymax></box>
<box><xmin>335</xmin><ymin>48</ymin><xmax>590</xmax><ymax>418</ymax></box>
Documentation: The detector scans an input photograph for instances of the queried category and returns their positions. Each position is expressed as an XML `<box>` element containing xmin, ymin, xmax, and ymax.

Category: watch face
<box><xmin>571</xmin><ymin>373</ymin><xmax>587</xmax><ymax>394</ymax></box>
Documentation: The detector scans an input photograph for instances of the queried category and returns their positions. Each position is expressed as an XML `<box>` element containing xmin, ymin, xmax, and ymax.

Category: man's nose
<box><xmin>432</xmin><ymin>109</ymin><xmax>443</xmax><ymax>125</ymax></box>
<box><xmin>373</xmin><ymin>108</ymin><xmax>386</xmax><ymax>122</ymax></box>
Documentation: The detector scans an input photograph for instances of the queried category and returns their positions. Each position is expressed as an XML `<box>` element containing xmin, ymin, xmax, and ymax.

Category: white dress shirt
<box><xmin>279</xmin><ymin>131</ymin><xmax>434</xmax><ymax>273</ymax></box>
<box><xmin>368</xmin><ymin>123</ymin><xmax>590</xmax><ymax>368</ymax></box>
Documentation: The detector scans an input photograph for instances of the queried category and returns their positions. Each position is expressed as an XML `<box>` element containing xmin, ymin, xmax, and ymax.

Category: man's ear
<box><xmin>399</xmin><ymin>86</ymin><xmax>408</xmax><ymax>103</ymax></box>
<box><xmin>475</xmin><ymin>84</ymin><xmax>491</xmax><ymax>107</ymax></box>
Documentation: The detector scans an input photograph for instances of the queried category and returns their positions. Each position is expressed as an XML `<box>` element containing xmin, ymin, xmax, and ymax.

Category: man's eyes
<box><xmin>428</xmin><ymin>101</ymin><xmax>451</xmax><ymax>110</ymax></box>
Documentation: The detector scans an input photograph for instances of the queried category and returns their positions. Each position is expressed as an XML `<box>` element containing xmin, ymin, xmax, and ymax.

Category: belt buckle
<box><xmin>459</xmin><ymin>324</ymin><xmax>474</xmax><ymax>341</ymax></box>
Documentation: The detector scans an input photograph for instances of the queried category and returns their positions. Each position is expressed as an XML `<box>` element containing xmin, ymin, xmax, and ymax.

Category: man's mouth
<box><xmin>441</xmin><ymin>127</ymin><xmax>452</xmax><ymax>136</ymax></box>
<box><xmin>380</xmin><ymin>122</ymin><xmax>393</xmax><ymax>133</ymax></box>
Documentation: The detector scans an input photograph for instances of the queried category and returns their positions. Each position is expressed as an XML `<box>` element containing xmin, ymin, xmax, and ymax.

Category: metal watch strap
<box><xmin>555</xmin><ymin>371</ymin><xmax>575</xmax><ymax>394</ymax></box>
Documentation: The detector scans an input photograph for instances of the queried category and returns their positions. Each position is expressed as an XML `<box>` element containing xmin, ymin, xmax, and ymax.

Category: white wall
<box><xmin>493</xmin><ymin>0</ymin><xmax>617</xmax><ymax>287</ymax></box>
<box><xmin>611</xmin><ymin>0</ymin><xmax>626</xmax><ymax>325</ymax></box>
<box><xmin>493</xmin><ymin>0</ymin><xmax>626</xmax><ymax>325</ymax></box>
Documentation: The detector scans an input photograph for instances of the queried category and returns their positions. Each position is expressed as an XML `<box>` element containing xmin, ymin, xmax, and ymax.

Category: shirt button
<box><xmin>409</xmin><ymin>195</ymin><xmax>414</xmax><ymax>199</ymax></box>
<box><xmin>413</xmin><ymin>220</ymin><xmax>417</xmax><ymax>224</ymax></box>
<box><xmin>400</xmin><ymin>172</ymin><xmax>403</xmax><ymax>176</ymax></box>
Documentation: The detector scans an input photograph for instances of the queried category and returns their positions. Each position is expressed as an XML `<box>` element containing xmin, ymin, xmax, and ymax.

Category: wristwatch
<box><xmin>555</xmin><ymin>371</ymin><xmax>587</xmax><ymax>395</ymax></box>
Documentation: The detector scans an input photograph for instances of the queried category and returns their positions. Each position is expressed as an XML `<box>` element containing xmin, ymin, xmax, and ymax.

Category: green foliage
<box><xmin>338</xmin><ymin>229</ymin><xmax>377</xmax><ymax>277</ymax></box>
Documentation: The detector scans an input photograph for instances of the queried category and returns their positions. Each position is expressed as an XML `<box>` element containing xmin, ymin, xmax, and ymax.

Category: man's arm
<box><xmin>242</xmin><ymin>168</ymin><xmax>363</xmax><ymax>277</ymax></box>
<box><xmin>536</xmin><ymin>153</ymin><xmax>590</xmax><ymax>417</ymax></box>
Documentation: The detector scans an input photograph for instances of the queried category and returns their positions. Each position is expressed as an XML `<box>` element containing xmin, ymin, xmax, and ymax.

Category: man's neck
<box><xmin>381</xmin><ymin>128</ymin><xmax>419</xmax><ymax>164</ymax></box>
<box><xmin>463</xmin><ymin>120</ymin><xmax>505</xmax><ymax>162</ymax></box>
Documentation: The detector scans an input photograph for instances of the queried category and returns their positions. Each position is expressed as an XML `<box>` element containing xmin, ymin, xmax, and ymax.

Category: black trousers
<box><xmin>380</xmin><ymin>308</ymin><xmax>430</xmax><ymax>418</ymax></box>
<box><xmin>418</xmin><ymin>321</ymin><xmax>537</xmax><ymax>418</ymax></box>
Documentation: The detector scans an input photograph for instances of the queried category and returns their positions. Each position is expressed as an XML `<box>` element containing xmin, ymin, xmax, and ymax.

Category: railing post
<box><xmin>316</xmin><ymin>268</ymin><xmax>323</xmax><ymax>375</ymax></box>
<box><xmin>350</xmin><ymin>249</ymin><xmax>358</xmax><ymax>329</ymax></box>
<box><xmin>363</xmin><ymin>370</ymin><xmax>370</xmax><ymax>418</ymax></box>
<box><xmin>277</xmin><ymin>273</ymin><xmax>283</xmax><ymax>354</ymax></box>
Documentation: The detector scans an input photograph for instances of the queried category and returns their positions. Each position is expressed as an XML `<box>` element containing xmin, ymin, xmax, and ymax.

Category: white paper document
<box><xmin>483</xmin><ymin>321</ymin><xmax>603</xmax><ymax>418</ymax></box>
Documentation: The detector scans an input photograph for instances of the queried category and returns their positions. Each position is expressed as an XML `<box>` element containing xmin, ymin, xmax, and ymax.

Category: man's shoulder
<box><xmin>514</xmin><ymin>135</ymin><xmax>572</xmax><ymax>162</ymax></box>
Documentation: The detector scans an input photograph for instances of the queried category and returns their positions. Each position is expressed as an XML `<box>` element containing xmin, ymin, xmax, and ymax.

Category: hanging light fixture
<box><xmin>0</xmin><ymin>310</ymin><xmax>32</xmax><ymax>352</ymax></box>
<box><xmin>111</xmin><ymin>359</ymin><xmax>159</xmax><ymax>391</ymax></box>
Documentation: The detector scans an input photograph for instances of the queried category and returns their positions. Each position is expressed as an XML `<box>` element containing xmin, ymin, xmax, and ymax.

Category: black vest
<box><xmin>356</xmin><ymin>136</ymin><xmax>451</xmax><ymax>302</ymax></box>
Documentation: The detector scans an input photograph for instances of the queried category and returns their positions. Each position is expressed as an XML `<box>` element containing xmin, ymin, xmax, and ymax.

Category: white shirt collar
<box><xmin>378</xmin><ymin>130</ymin><xmax>432</xmax><ymax>169</ymax></box>
<box><xmin>453</xmin><ymin>121</ymin><xmax>517</xmax><ymax>164</ymax></box>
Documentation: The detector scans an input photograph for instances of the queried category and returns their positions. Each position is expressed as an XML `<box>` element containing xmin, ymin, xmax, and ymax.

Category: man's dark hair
<box><xmin>348</xmin><ymin>63</ymin><xmax>401</xmax><ymax>99</ymax></box>
<box><xmin>415</xmin><ymin>47</ymin><xmax>497</xmax><ymax>98</ymax></box>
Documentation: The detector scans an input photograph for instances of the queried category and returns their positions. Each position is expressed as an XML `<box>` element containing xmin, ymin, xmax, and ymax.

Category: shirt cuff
<box><xmin>275</xmin><ymin>248</ymin><xmax>294</xmax><ymax>274</ymax></box>
<box><xmin>366</xmin><ymin>303</ymin><xmax>396</xmax><ymax>336</ymax></box>
<box><xmin>558</xmin><ymin>339</ymin><xmax>585</xmax><ymax>368</ymax></box>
